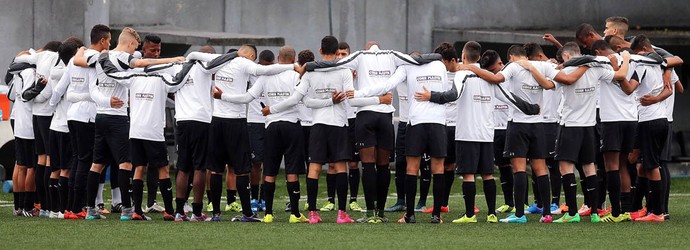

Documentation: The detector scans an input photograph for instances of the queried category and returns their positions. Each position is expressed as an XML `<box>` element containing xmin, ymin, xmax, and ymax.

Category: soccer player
<box><xmin>215</xmin><ymin>45</ymin><xmax>310</xmax><ymax>223</ymax></box>
<box><xmin>575</xmin><ymin>23</ymin><xmax>603</xmax><ymax>50</ymax></box>
<box><xmin>551</xmin><ymin>42</ymin><xmax>629</xmax><ymax>223</ymax></box>
<box><xmin>10</xmin><ymin>57</ymin><xmax>37</xmax><ymax>217</ymax></box>
<box><xmin>458</xmin><ymin>45</ymin><xmax>589</xmax><ymax>223</ymax></box>
<box><xmin>246</xmin><ymin>50</ymin><xmax>272</xmax><ymax>213</ymax></box>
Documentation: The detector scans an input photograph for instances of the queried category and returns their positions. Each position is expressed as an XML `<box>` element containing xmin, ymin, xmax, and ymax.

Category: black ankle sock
<box><xmin>499</xmin><ymin>166</ymin><xmax>514</xmax><ymax>207</ymax></box>
<box><xmin>443</xmin><ymin>171</ymin><xmax>455</xmax><ymax>207</ymax></box>
<box><xmin>633</xmin><ymin>177</ymin><xmax>649</xmax><ymax>211</ymax></box>
<box><xmin>146</xmin><ymin>169</ymin><xmax>158</xmax><ymax>207</ymax></box>
<box><xmin>326</xmin><ymin>173</ymin><xmax>336</xmax><ymax>204</ymax></box>
<box><xmin>649</xmin><ymin>180</ymin><xmax>662</xmax><ymax>215</ymax></box>
<box><xmin>307</xmin><ymin>177</ymin><xmax>318</xmax><ymax>211</ymax></box>
<box><xmin>159</xmin><ymin>178</ymin><xmax>174</xmax><ymax>214</ymax></box>
<box><xmin>531</xmin><ymin>172</ymin><xmax>539</xmax><ymax>206</ymax></box>
<box><xmin>621</xmin><ymin>192</ymin><xmax>632</xmax><ymax>213</ymax></box>
<box><xmin>537</xmin><ymin>175</ymin><xmax>551</xmax><ymax>215</ymax></box>
<box><xmin>361</xmin><ymin>163</ymin><xmax>376</xmax><ymax>211</ymax></box>
<box><xmin>405</xmin><ymin>175</ymin><xmax>417</xmax><ymax>216</ymax></box>
<box><xmin>394</xmin><ymin>160</ymin><xmax>406</xmax><ymax>205</ymax></box>
<box><xmin>175</xmin><ymin>198</ymin><xmax>186</xmax><ymax>215</ymax></box>
<box><xmin>607</xmin><ymin>170</ymin><xmax>622</xmax><ymax>216</ymax></box>
<box><xmin>484</xmin><ymin>179</ymin><xmax>497</xmax><ymax>215</ymax></box>
<box><xmin>548</xmin><ymin>163</ymin><xmax>561</xmax><ymax>205</ymax></box>
<box><xmin>463</xmin><ymin>181</ymin><xmax>477</xmax><ymax>217</ymax></box>
<box><xmin>375</xmin><ymin>166</ymin><xmax>391</xmax><ymax>213</ymax></box>
<box><xmin>263</xmin><ymin>181</ymin><xmax>276</xmax><ymax>215</ymax></box>
<box><xmin>348</xmin><ymin>168</ymin><xmax>360</xmax><ymax>202</ymax></box>
<box><xmin>336</xmin><ymin>173</ymin><xmax>348</xmax><ymax>211</ymax></box>
<box><xmin>35</xmin><ymin>165</ymin><xmax>46</xmax><ymax>208</ymax></box>
<box><xmin>514</xmin><ymin>172</ymin><xmax>527</xmax><ymax>217</ymax></box>
<box><xmin>585</xmin><ymin>175</ymin><xmax>599</xmax><ymax>211</ymax></box>
<box><xmin>132</xmin><ymin>179</ymin><xmax>144</xmax><ymax>214</ymax></box>
<box><xmin>49</xmin><ymin>178</ymin><xmax>59</xmax><ymax>212</ymax></box>
<box><xmin>227</xmin><ymin>189</ymin><xmax>236</xmax><ymax>204</ymax></box>
<box><xmin>562</xmin><ymin>173</ymin><xmax>578</xmax><ymax>216</ymax></box>
<box><xmin>419</xmin><ymin>164</ymin><xmax>431</xmax><ymax>205</ymax></box>
<box><xmin>192</xmin><ymin>202</ymin><xmax>202</xmax><ymax>217</ymax></box>
<box><xmin>250</xmin><ymin>184</ymin><xmax>259</xmax><ymax>200</ymax></box>
<box><xmin>287</xmin><ymin>181</ymin><xmax>301</xmax><ymax>217</ymax></box>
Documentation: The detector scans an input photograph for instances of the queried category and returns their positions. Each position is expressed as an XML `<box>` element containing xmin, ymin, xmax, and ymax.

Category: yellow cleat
<box><xmin>452</xmin><ymin>214</ymin><xmax>477</xmax><ymax>224</ymax></box>
<box><xmin>289</xmin><ymin>213</ymin><xmax>309</xmax><ymax>223</ymax></box>
<box><xmin>262</xmin><ymin>214</ymin><xmax>274</xmax><ymax>223</ymax></box>
<box><xmin>487</xmin><ymin>214</ymin><xmax>498</xmax><ymax>223</ymax></box>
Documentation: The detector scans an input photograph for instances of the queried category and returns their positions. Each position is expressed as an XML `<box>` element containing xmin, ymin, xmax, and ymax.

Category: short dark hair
<box><xmin>591</xmin><ymin>40</ymin><xmax>612</xmax><ymax>52</ymax></box>
<box><xmin>227</xmin><ymin>48</ymin><xmax>238</xmax><ymax>53</ymax></box>
<box><xmin>507</xmin><ymin>45</ymin><xmax>527</xmax><ymax>58</ymax></box>
<box><xmin>62</xmin><ymin>36</ymin><xmax>84</xmax><ymax>48</ymax></box>
<box><xmin>523</xmin><ymin>42</ymin><xmax>543</xmax><ymax>59</ymax></box>
<box><xmin>241</xmin><ymin>44</ymin><xmax>257</xmax><ymax>55</ymax></box>
<box><xmin>58</xmin><ymin>41</ymin><xmax>81</xmax><ymax>65</ymax></box>
<box><xmin>479</xmin><ymin>50</ymin><xmax>500</xmax><ymax>70</ymax></box>
<box><xmin>258</xmin><ymin>49</ymin><xmax>275</xmax><ymax>63</ymax></box>
<box><xmin>321</xmin><ymin>36</ymin><xmax>339</xmax><ymax>55</ymax></box>
<box><xmin>89</xmin><ymin>24</ymin><xmax>111</xmax><ymax>45</ymax></box>
<box><xmin>606</xmin><ymin>16</ymin><xmax>629</xmax><ymax>25</ymax></box>
<box><xmin>144</xmin><ymin>34</ymin><xmax>161</xmax><ymax>44</ymax></box>
<box><xmin>575</xmin><ymin>23</ymin><xmax>596</xmax><ymax>40</ymax></box>
<box><xmin>298</xmin><ymin>50</ymin><xmax>315</xmax><ymax>66</ymax></box>
<box><xmin>42</xmin><ymin>41</ymin><xmax>62</xmax><ymax>52</ymax></box>
<box><xmin>560</xmin><ymin>42</ymin><xmax>581</xmax><ymax>57</ymax></box>
<box><xmin>462</xmin><ymin>41</ymin><xmax>481</xmax><ymax>62</ymax></box>
<box><xmin>630</xmin><ymin>34</ymin><xmax>651</xmax><ymax>52</ymax></box>
<box><xmin>338</xmin><ymin>42</ymin><xmax>350</xmax><ymax>52</ymax></box>
<box><xmin>434</xmin><ymin>42</ymin><xmax>457</xmax><ymax>61</ymax></box>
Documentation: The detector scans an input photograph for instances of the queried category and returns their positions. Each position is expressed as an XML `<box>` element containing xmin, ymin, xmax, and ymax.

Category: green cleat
<box><xmin>206</xmin><ymin>202</ymin><xmax>213</xmax><ymax>212</ymax></box>
<box><xmin>262</xmin><ymin>214</ymin><xmax>274</xmax><ymax>223</ymax></box>
<box><xmin>495</xmin><ymin>204</ymin><xmax>515</xmax><ymax>213</ymax></box>
<box><xmin>320</xmin><ymin>201</ymin><xmax>335</xmax><ymax>212</ymax></box>
<box><xmin>225</xmin><ymin>201</ymin><xmax>242</xmax><ymax>212</ymax></box>
<box><xmin>554</xmin><ymin>213</ymin><xmax>580</xmax><ymax>223</ymax></box>
<box><xmin>487</xmin><ymin>214</ymin><xmax>498</xmax><ymax>223</ymax></box>
<box><xmin>349</xmin><ymin>201</ymin><xmax>363</xmax><ymax>212</ymax></box>
<box><xmin>590</xmin><ymin>213</ymin><xmax>601</xmax><ymax>223</ymax></box>
<box><xmin>452</xmin><ymin>214</ymin><xmax>477</xmax><ymax>224</ymax></box>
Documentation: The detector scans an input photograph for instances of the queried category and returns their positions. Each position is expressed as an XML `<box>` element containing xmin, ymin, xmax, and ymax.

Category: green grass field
<box><xmin>1</xmin><ymin>172</ymin><xmax>689</xmax><ymax>249</ymax></box>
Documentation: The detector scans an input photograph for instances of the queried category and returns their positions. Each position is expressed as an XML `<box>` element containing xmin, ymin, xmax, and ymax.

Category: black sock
<box><xmin>13</xmin><ymin>191</ymin><xmax>19</xmax><ymax>210</ymax></box>
<box><xmin>548</xmin><ymin>163</ymin><xmax>561</xmax><ymax>205</ymax></box>
<box><xmin>607</xmin><ymin>170</ymin><xmax>622</xmax><ymax>216</ymax></box>
<box><xmin>307</xmin><ymin>177</ymin><xmax>318</xmax><ymax>211</ymax></box>
<box><xmin>326</xmin><ymin>173</ymin><xmax>336</xmax><ymax>204</ymax></box>
<box><xmin>361</xmin><ymin>163</ymin><xmax>376</xmax><ymax>211</ymax></box>
<box><xmin>35</xmin><ymin>165</ymin><xmax>46</xmax><ymax>208</ymax></box>
<box><xmin>49</xmin><ymin>178</ymin><xmax>59</xmax><ymax>212</ymax></box>
<box><xmin>562</xmin><ymin>173</ymin><xmax>578</xmax><ymax>216</ymax></box>
<box><xmin>263</xmin><ymin>181</ymin><xmax>276</xmax><ymax>215</ymax></box>
<box><xmin>17</xmin><ymin>192</ymin><xmax>24</xmax><ymax>210</ymax></box>
<box><xmin>375</xmin><ymin>165</ymin><xmax>391</xmax><ymax>214</ymax></box>
<box><xmin>24</xmin><ymin>191</ymin><xmax>35</xmax><ymax>210</ymax></box>
<box><xmin>499</xmin><ymin>166</ymin><xmax>514</xmax><ymax>207</ymax></box>
<box><xmin>192</xmin><ymin>202</ymin><xmax>202</xmax><ymax>217</ymax></box>
<box><xmin>484</xmin><ymin>179</ymin><xmax>497</xmax><ymax>215</ymax></box>
<box><xmin>118</xmin><ymin>169</ymin><xmax>132</xmax><ymax>208</ymax></box>
<box><xmin>146</xmin><ymin>168</ymin><xmax>158</xmax><ymax>207</ymax></box>
<box><xmin>287</xmin><ymin>181</ymin><xmax>300</xmax><ymax>217</ymax></box>
<box><xmin>58</xmin><ymin>177</ymin><xmax>69</xmax><ymax>212</ymax></box>
<box><xmin>598</xmin><ymin>167</ymin><xmax>607</xmax><ymax>209</ymax></box>
<box><xmin>206</xmin><ymin>190</ymin><xmax>212</xmax><ymax>204</ymax></box>
<box><xmin>86</xmin><ymin>171</ymin><xmax>101</xmax><ymax>207</ymax></box>
<box><xmin>661</xmin><ymin>163</ymin><xmax>671</xmax><ymax>214</ymax></box>
<box><xmin>159</xmin><ymin>178</ymin><xmax>174</xmax><ymax>214</ymax></box>
<box><xmin>175</xmin><ymin>198</ymin><xmax>186</xmax><ymax>215</ymax></box>
<box><xmin>621</xmin><ymin>192</ymin><xmax>632</xmax><ymax>213</ymax></box>
<box><xmin>649</xmin><ymin>180</ymin><xmax>662</xmax><ymax>215</ymax></box>
<box><xmin>463</xmin><ymin>181</ymin><xmax>477</xmax><ymax>217</ymax></box>
<box><xmin>405</xmin><ymin>175</ymin><xmax>417</xmax><ymax>216</ymax></box>
<box><xmin>250</xmin><ymin>184</ymin><xmax>259</xmax><ymax>200</ymax></box>
<box><xmin>227</xmin><ymin>189</ymin><xmax>236</xmax><ymax>204</ymax></box>
<box><xmin>394</xmin><ymin>159</ymin><xmax>406</xmax><ymax>205</ymax></box>
<box><xmin>67</xmin><ymin>177</ymin><xmax>74</xmax><ymax>212</ymax></box>
<box><xmin>537</xmin><ymin>175</ymin><xmax>551</xmax><ymax>215</ymax></box>
<box><xmin>514</xmin><ymin>172</ymin><xmax>527</xmax><ymax>217</ymax></box>
<box><xmin>419</xmin><ymin>163</ymin><xmax>431</xmax><ymax>205</ymax></box>
<box><xmin>443</xmin><ymin>171</ymin><xmax>455</xmax><ymax>207</ymax></box>
<box><xmin>633</xmin><ymin>177</ymin><xmax>648</xmax><ymax>211</ymax></box>
<box><xmin>132</xmin><ymin>179</ymin><xmax>144</xmax><ymax>214</ymax></box>
<box><xmin>336</xmin><ymin>173</ymin><xmax>348</xmax><ymax>211</ymax></box>
<box><xmin>576</xmin><ymin>166</ymin><xmax>589</xmax><ymax>207</ymax></box>
<box><xmin>210</xmin><ymin>174</ymin><xmax>222</xmax><ymax>215</ymax></box>
<box><xmin>236</xmin><ymin>175</ymin><xmax>252</xmax><ymax>217</ymax></box>
<box><xmin>185</xmin><ymin>173</ymin><xmax>193</xmax><ymax>200</ymax></box>
<box><xmin>259</xmin><ymin>184</ymin><xmax>264</xmax><ymax>202</ymax></box>
<box><xmin>349</xmin><ymin>168</ymin><xmax>360</xmax><ymax>202</ymax></box>
<box><xmin>432</xmin><ymin>174</ymin><xmax>445</xmax><ymax>217</ymax></box>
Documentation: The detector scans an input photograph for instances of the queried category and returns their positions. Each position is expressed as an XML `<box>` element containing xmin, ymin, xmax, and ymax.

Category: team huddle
<box><xmin>6</xmin><ymin>15</ymin><xmax>682</xmax><ymax>224</ymax></box>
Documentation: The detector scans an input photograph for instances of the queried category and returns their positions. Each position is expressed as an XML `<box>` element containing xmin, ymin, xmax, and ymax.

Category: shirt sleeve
<box><xmin>541</xmin><ymin>62</ymin><xmax>559</xmax><ymax>79</ymax></box>
<box><xmin>14</xmin><ymin>54</ymin><xmax>38</xmax><ymax>64</ymax></box>
<box><xmin>50</xmin><ymin>66</ymin><xmax>70</xmax><ymax>106</ymax></box>
<box><xmin>598</xmin><ymin>67</ymin><xmax>615</xmax><ymax>83</ymax></box>
<box><xmin>307</xmin><ymin>51</ymin><xmax>360</xmax><ymax>72</ymax></box>
<box><xmin>241</xmin><ymin>60</ymin><xmax>294</xmax><ymax>76</ymax></box>
<box><xmin>499</xmin><ymin>63</ymin><xmax>518</xmax><ymax>82</ymax></box>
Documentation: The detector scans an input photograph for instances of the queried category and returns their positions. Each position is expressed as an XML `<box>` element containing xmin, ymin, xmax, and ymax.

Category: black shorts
<box><xmin>131</xmin><ymin>138</ymin><xmax>169</xmax><ymax>169</ymax></box>
<box><xmin>600</xmin><ymin>121</ymin><xmax>637</xmax><ymax>153</ymax></box>
<box><xmin>49</xmin><ymin>130</ymin><xmax>72</xmax><ymax>170</ymax></box>
<box><xmin>456</xmin><ymin>141</ymin><xmax>494</xmax><ymax>174</ymax></box>
<box><xmin>355</xmin><ymin>111</ymin><xmax>394</xmax><ymax>151</ymax></box>
<box><xmin>175</xmin><ymin>120</ymin><xmax>210</xmax><ymax>172</ymax></box>
<box><xmin>395</xmin><ymin>121</ymin><xmax>407</xmax><ymax>162</ymax></box>
<box><xmin>93</xmin><ymin>114</ymin><xmax>131</xmax><ymax>165</ymax></box>
<box><xmin>309</xmin><ymin>124</ymin><xmax>352</xmax><ymax>164</ymax></box>
<box><xmin>264</xmin><ymin>121</ymin><xmax>305</xmax><ymax>176</ymax></box>
<box><xmin>15</xmin><ymin>138</ymin><xmax>35</xmax><ymax>168</ymax></box>
<box><xmin>247</xmin><ymin>122</ymin><xmax>265</xmax><ymax>163</ymax></box>
<box><xmin>348</xmin><ymin>118</ymin><xmax>359</xmax><ymax>162</ymax></box>
<box><xmin>493</xmin><ymin>129</ymin><xmax>510</xmax><ymax>166</ymax></box>
<box><xmin>302</xmin><ymin>126</ymin><xmax>311</xmax><ymax>164</ymax></box>
<box><xmin>445</xmin><ymin>126</ymin><xmax>456</xmax><ymax>165</ymax></box>
<box><xmin>638</xmin><ymin>118</ymin><xmax>669</xmax><ymax>170</ymax></box>
<box><xmin>554</xmin><ymin>126</ymin><xmax>596</xmax><ymax>164</ymax></box>
<box><xmin>661</xmin><ymin>122</ymin><xmax>673</xmax><ymax>162</ymax></box>
<box><xmin>504</xmin><ymin>122</ymin><xmax>547</xmax><ymax>159</ymax></box>
<box><xmin>209</xmin><ymin>117</ymin><xmax>251</xmax><ymax>174</ymax></box>
<box><xmin>32</xmin><ymin>115</ymin><xmax>52</xmax><ymax>155</ymax></box>
<box><xmin>405</xmin><ymin>123</ymin><xmax>447</xmax><ymax>158</ymax></box>
<box><xmin>543</xmin><ymin>122</ymin><xmax>559</xmax><ymax>159</ymax></box>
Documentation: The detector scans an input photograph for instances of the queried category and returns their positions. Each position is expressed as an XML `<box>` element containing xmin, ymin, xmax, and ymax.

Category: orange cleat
<box><xmin>474</xmin><ymin>205</ymin><xmax>480</xmax><ymax>214</ymax></box>
<box><xmin>559</xmin><ymin>203</ymin><xmax>568</xmax><ymax>213</ymax></box>
<box><xmin>422</xmin><ymin>206</ymin><xmax>449</xmax><ymax>213</ymax></box>
<box><xmin>634</xmin><ymin>213</ymin><xmax>664</xmax><ymax>222</ymax></box>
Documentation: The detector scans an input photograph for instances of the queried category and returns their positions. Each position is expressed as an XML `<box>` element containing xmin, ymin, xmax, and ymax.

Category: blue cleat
<box><xmin>499</xmin><ymin>213</ymin><xmax>527</xmax><ymax>223</ymax></box>
<box><xmin>525</xmin><ymin>203</ymin><xmax>543</xmax><ymax>214</ymax></box>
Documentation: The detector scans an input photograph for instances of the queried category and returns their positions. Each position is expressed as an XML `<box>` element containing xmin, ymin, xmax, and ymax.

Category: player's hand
<box><xmin>110</xmin><ymin>96</ymin><xmax>124</xmax><ymax>108</ymax></box>
<box><xmin>414</xmin><ymin>86</ymin><xmax>431</xmax><ymax>101</ymax></box>
<box><xmin>346</xmin><ymin>90</ymin><xmax>355</xmax><ymax>99</ymax></box>
<box><xmin>628</xmin><ymin>150</ymin><xmax>640</xmax><ymax>164</ymax></box>
<box><xmin>639</xmin><ymin>94</ymin><xmax>658</xmax><ymax>106</ymax></box>
<box><xmin>514</xmin><ymin>60</ymin><xmax>532</xmax><ymax>70</ymax></box>
<box><xmin>261</xmin><ymin>106</ymin><xmax>271</xmax><ymax>116</ymax></box>
<box><xmin>212</xmin><ymin>86</ymin><xmax>223</xmax><ymax>99</ymax></box>
<box><xmin>456</xmin><ymin>64</ymin><xmax>471</xmax><ymax>71</ymax></box>
<box><xmin>378</xmin><ymin>93</ymin><xmax>393</xmax><ymax>105</ymax></box>
<box><xmin>548</xmin><ymin>58</ymin><xmax>558</xmax><ymax>64</ymax></box>
<box><xmin>620</xmin><ymin>50</ymin><xmax>631</xmax><ymax>60</ymax></box>
<box><xmin>332</xmin><ymin>90</ymin><xmax>346</xmax><ymax>104</ymax></box>
<box><xmin>173</xmin><ymin>56</ymin><xmax>185</xmax><ymax>63</ymax></box>
<box><xmin>38</xmin><ymin>77</ymin><xmax>48</xmax><ymax>85</ymax></box>
<box><xmin>663</xmin><ymin>70</ymin><xmax>672</xmax><ymax>90</ymax></box>
<box><xmin>294</xmin><ymin>64</ymin><xmax>306</xmax><ymax>78</ymax></box>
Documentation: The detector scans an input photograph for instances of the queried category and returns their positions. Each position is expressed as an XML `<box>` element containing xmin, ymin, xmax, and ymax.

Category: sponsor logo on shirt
<box><xmin>575</xmin><ymin>87</ymin><xmax>595</xmax><ymax>94</ymax></box>
<box><xmin>267</xmin><ymin>91</ymin><xmax>291</xmax><ymax>97</ymax></box>
<box><xmin>135</xmin><ymin>93</ymin><xmax>154</xmax><ymax>101</ymax></box>
<box><xmin>399</xmin><ymin>96</ymin><xmax>408</xmax><ymax>101</ymax></box>
<box><xmin>521</xmin><ymin>84</ymin><xmax>542</xmax><ymax>91</ymax></box>
<box><xmin>99</xmin><ymin>82</ymin><xmax>116</xmax><ymax>88</ymax></box>
<box><xmin>473</xmin><ymin>95</ymin><xmax>491</xmax><ymax>103</ymax></box>
<box><xmin>216</xmin><ymin>76</ymin><xmax>233</xmax><ymax>83</ymax></box>
<box><xmin>650</xmin><ymin>86</ymin><xmax>663</xmax><ymax>96</ymax></box>
<box><xmin>185</xmin><ymin>77</ymin><xmax>194</xmax><ymax>85</ymax></box>
<box><xmin>416</xmin><ymin>75</ymin><xmax>442</xmax><ymax>84</ymax></box>
<box><xmin>495</xmin><ymin>104</ymin><xmax>509</xmax><ymax>110</ymax></box>
<box><xmin>315</xmin><ymin>88</ymin><xmax>336</xmax><ymax>94</ymax></box>
<box><xmin>368</xmin><ymin>70</ymin><xmax>391</xmax><ymax>78</ymax></box>
<box><xmin>71</xmin><ymin>77</ymin><xmax>85</xmax><ymax>85</ymax></box>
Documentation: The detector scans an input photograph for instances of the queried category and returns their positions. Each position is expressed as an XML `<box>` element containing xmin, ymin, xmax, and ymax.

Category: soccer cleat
<box><xmin>250</xmin><ymin>199</ymin><xmax>260</xmax><ymax>212</ymax></box>
<box><xmin>63</xmin><ymin>211</ymin><xmax>78</xmax><ymax>220</ymax></box>
<box><xmin>384</xmin><ymin>203</ymin><xmax>405</xmax><ymax>212</ymax></box>
<box><xmin>57</xmin><ymin>212</ymin><xmax>65</xmax><ymax>219</ymax></box>
<box><xmin>49</xmin><ymin>211</ymin><xmax>59</xmax><ymax>219</ymax></box>
<box><xmin>549</xmin><ymin>203</ymin><xmax>560</xmax><ymax>214</ymax></box>
<box><xmin>349</xmin><ymin>201</ymin><xmax>363</xmax><ymax>212</ymax></box>
<box><xmin>284</xmin><ymin>202</ymin><xmax>292</xmax><ymax>212</ymax></box>
<box><xmin>20</xmin><ymin>209</ymin><xmax>33</xmax><ymax>217</ymax></box>
<box><xmin>337</xmin><ymin>210</ymin><xmax>355</xmax><ymax>224</ymax></box>
<box><xmin>598</xmin><ymin>208</ymin><xmax>610</xmax><ymax>217</ymax></box>
<box><xmin>308</xmin><ymin>211</ymin><xmax>322</xmax><ymax>224</ymax></box>
<box><xmin>397</xmin><ymin>213</ymin><xmax>416</xmax><ymax>224</ymax></box>
<box><xmin>540</xmin><ymin>215</ymin><xmax>553</xmax><ymax>223</ymax></box>
<box><xmin>174</xmin><ymin>213</ymin><xmax>189</xmax><ymax>222</ymax></box>
<box><xmin>163</xmin><ymin>212</ymin><xmax>175</xmax><ymax>221</ymax></box>
<box><xmin>144</xmin><ymin>202</ymin><xmax>165</xmax><ymax>213</ymax></box>
<box><xmin>120</xmin><ymin>207</ymin><xmax>134</xmax><ymax>221</ymax></box>
<box><xmin>131</xmin><ymin>213</ymin><xmax>152</xmax><ymax>221</ymax></box>
<box><xmin>474</xmin><ymin>205</ymin><xmax>479</xmax><ymax>214</ymax></box>
<box><xmin>630</xmin><ymin>208</ymin><xmax>647</xmax><ymax>220</ymax></box>
<box><xmin>262</xmin><ymin>214</ymin><xmax>274</xmax><ymax>223</ymax></box>
<box><xmin>525</xmin><ymin>203</ymin><xmax>543</xmax><ymax>214</ymax></box>
<box><xmin>452</xmin><ymin>214</ymin><xmax>477</xmax><ymax>224</ymax></box>
<box><xmin>485</xmin><ymin>214</ymin><xmax>497</xmax><ymax>223</ymax></box>
<box><xmin>554</xmin><ymin>213</ymin><xmax>580</xmax><ymax>223</ymax></box>
<box><xmin>240</xmin><ymin>213</ymin><xmax>262</xmax><ymax>222</ymax></box>
<box><xmin>577</xmin><ymin>204</ymin><xmax>590</xmax><ymax>216</ymax></box>
<box><xmin>356</xmin><ymin>216</ymin><xmax>374</xmax><ymax>223</ymax></box>
<box><xmin>206</xmin><ymin>202</ymin><xmax>213</xmax><ymax>212</ymax></box>
<box><xmin>303</xmin><ymin>203</ymin><xmax>309</xmax><ymax>212</ymax></box>
<box><xmin>85</xmin><ymin>207</ymin><xmax>106</xmax><ymax>220</ymax></box>
<box><xmin>495</xmin><ymin>204</ymin><xmax>515</xmax><ymax>214</ymax></box>
<box><xmin>230</xmin><ymin>215</ymin><xmax>243</xmax><ymax>222</ymax></box>
<box><xmin>634</xmin><ymin>213</ymin><xmax>664</xmax><ymax>222</ymax></box>
<box><xmin>225</xmin><ymin>201</ymin><xmax>242</xmax><ymax>212</ymax></box>
<box><xmin>499</xmin><ymin>214</ymin><xmax>527</xmax><ymax>223</ymax></box>
<box><xmin>39</xmin><ymin>209</ymin><xmax>49</xmax><ymax>218</ymax></box>
<box><xmin>189</xmin><ymin>213</ymin><xmax>208</xmax><ymax>222</ymax></box>
<box><xmin>75</xmin><ymin>210</ymin><xmax>87</xmax><ymax>219</ymax></box>
<box><xmin>558</xmin><ymin>203</ymin><xmax>568</xmax><ymax>214</ymax></box>
<box><xmin>30</xmin><ymin>208</ymin><xmax>41</xmax><ymax>217</ymax></box>
<box><xmin>621</xmin><ymin>212</ymin><xmax>632</xmax><ymax>222</ymax></box>
<box><xmin>320</xmin><ymin>201</ymin><xmax>335</xmax><ymax>212</ymax></box>
<box><xmin>289</xmin><ymin>213</ymin><xmax>309</xmax><ymax>223</ymax></box>
<box><xmin>590</xmin><ymin>213</ymin><xmax>601</xmax><ymax>223</ymax></box>
<box><xmin>183</xmin><ymin>203</ymin><xmax>193</xmax><ymax>214</ymax></box>
<box><xmin>111</xmin><ymin>203</ymin><xmax>123</xmax><ymax>213</ymax></box>
<box><xmin>97</xmin><ymin>203</ymin><xmax>111</xmax><ymax>215</ymax></box>
<box><xmin>664</xmin><ymin>214</ymin><xmax>670</xmax><ymax>221</ymax></box>
<box><xmin>430</xmin><ymin>215</ymin><xmax>443</xmax><ymax>224</ymax></box>
<box><xmin>422</xmin><ymin>206</ymin><xmax>449</xmax><ymax>213</ymax></box>
<box><xmin>601</xmin><ymin>214</ymin><xmax>626</xmax><ymax>223</ymax></box>
<box><xmin>260</xmin><ymin>200</ymin><xmax>266</xmax><ymax>212</ymax></box>
<box><xmin>207</xmin><ymin>214</ymin><xmax>221</xmax><ymax>222</ymax></box>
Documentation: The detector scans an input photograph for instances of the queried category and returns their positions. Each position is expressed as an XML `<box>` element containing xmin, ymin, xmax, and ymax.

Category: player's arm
<box><xmin>14</xmin><ymin>53</ymin><xmax>38</xmax><ymax>64</ymax></box>
<box><xmin>73</xmin><ymin>47</ymin><xmax>100</xmax><ymax>68</ymax></box>
<box><xmin>613</xmin><ymin>51</ymin><xmax>631</xmax><ymax>81</ymax></box>
<box><xmin>216</xmin><ymin>78</ymin><xmax>263</xmax><ymax>104</ymax></box>
<box><xmin>552</xmin><ymin>66</ymin><xmax>588</xmax><ymax>85</ymax></box>
<box><xmin>422</xmin><ymin>75</ymin><xmax>463</xmax><ymax>104</ymax></box>
<box><xmin>664</xmin><ymin>56</ymin><xmax>683</xmax><ymax>68</ymax></box>
<box><xmin>492</xmin><ymin>83</ymin><xmax>540</xmax><ymax>115</ymax></box>
<box><xmin>459</xmin><ymin>64</ymin><xmax>505</xmax><ymax>84</ymax></box>
<box><xmin>640</xmin><ymin>81</ymin><xmax>673</xmax><ymax>106</ymax></box>
<box><xmin>352</xmin><ymin>67</ymin><xmax>405</xmax><ymax>98</ymax></box>
<box><xmin>129</xmin><ymin>56</ymin><xmax>185</xmax><ymax>68</ymax></box>
<box><xmin>306</xmin><ymin>51</ymin><xmax>360</xmax><ymax>72</ymax></box>
<box><xmin>243</xmin><ymin>60</ymin><xmax>298</xmax><ymax>76</ymax></box>
<box><xmin>21</xmin><ymin>77</ymin><xmax>47</xmax><ymax>101</ymax></box>
<box><xmin>619</xmin><ymin>71</ymin><xmax>640</xmax><ymax>95</ymax></box>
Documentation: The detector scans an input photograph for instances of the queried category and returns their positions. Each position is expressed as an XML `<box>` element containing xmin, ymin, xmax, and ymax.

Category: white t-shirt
<box><xmin>541</xmin><ymin>63</ymin><xmax>562</xmax><ymax>123</ymax></box>
<box><xmin>127</xmin><ymin>65</ymin><xmax>184</xmax><ymax>141</ymax></box>
<box><xmin>293</xmin><ymin>68</ymin><xmax>354</xmax><ymax>127</ymax></box>
<box><xmin>396</xmin><ymin>79</ymin><xmax>410</xmax><ymax>123</ymax></box>
<box><xmin>445</xmin><ymin>71</ymin><xmax>457</xmax><ymax>126</ymax></box>
<box><xmin>15</xmin><ymin>51</ymin><xmax>60</xmax><ymax>116</ymax></box>
<box><xmin>51</xmin><ymin>50</ymin><xmax>98</xmax><ymax>123</ymax></box>
<box><xmin>92</xmin><ymin>50</ymin><xmax>135</xmax><ymax>116</ymax></box>
<box><xmin>500</xmin><ymin>61</ymin><xmax>559</xmax><ymax>123</ymax></box>
<box><xmin>493</xmin><ymin>99</ymin><xmax>511</xmax><ymax>130</ymax></box>
<box><xmin>599</xmin><ymin>54</ymin><xmax>637</xmax><ymax>122</ymax></box>
<box><xmin>246</xmin><ymin>75</ymin><xmax>266</xmax><ymax>124</ymax></box>
<box><xmin>665</xmin><ymin>69</ymin><xmax>679</xmax><ymax>122</ymax></box>
<box><xmin>48</xmin><ymin>66</ymin><xmax>70</xmax><ymax>133</ymax></box>
<box><xmin>634</xmin><ymin>60</ymin><xmax>667</xmax><ymax>122</ymax></box>
<box><xmin>558</xmin><ymin>63</ymin><xmax>614</xmax><ymax>127</ymax></box>
<box><xmin>13</xmin><ymin>68</ymin><xmax>35</xmax><ymax>139</ymax></box>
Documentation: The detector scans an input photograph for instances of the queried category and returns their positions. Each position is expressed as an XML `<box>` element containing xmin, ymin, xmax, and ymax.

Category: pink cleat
<box><xmin>337</xmin><ymin>210</ymin><xmax>355</xmax><ymax>224</ymax></box>
<box><xmin>540</xmin><ymin>215</ymin><xmax>553</xmax><ymax>223</ymax></box>
<box><xmin>308</xmin><ymin>211</ymin><xmax>322</xmax><ymax>224</ymax></box>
